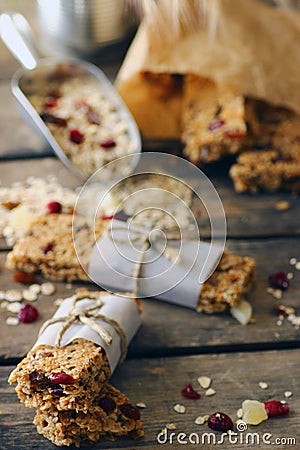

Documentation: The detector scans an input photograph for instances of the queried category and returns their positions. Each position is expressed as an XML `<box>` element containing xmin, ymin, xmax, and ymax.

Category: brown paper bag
<box><xmin>116</xmin><ymin>0</ymin><xmax>300</xmax><ymax>140</ymax></box>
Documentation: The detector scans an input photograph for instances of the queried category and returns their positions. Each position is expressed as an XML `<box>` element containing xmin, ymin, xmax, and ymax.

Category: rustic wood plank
<box><xmin>0</xmin><ymin>236</ymin><xmax>299</xmax><ymax>361</ymax></box>
<box><xmin>1</xmin><ymin>349</ymin><xmax>299</xmax><ymax>449</ymax></box>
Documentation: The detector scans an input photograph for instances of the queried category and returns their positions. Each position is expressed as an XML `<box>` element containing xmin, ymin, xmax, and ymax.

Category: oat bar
<box><xmin>34</xmin><ymin>383</ymin><xmax>144</xmax><ymax>447</ymax></box>
<box><xmin>182</xmin><ymin>74</ymin><xmax>247</xmax><ymax>164</ymax></box>
<box><xmin>197</xmin><ymin>252</ymin><xmax>256</xmax><ymax>313</ymax></box>
<box><xmin>6</xmin><ymin>214</ymin><xmax>106</xmax><ymax>281</ymax></box>
<box><xmin>8</xmin><ymin>337</ymin><xmax>111</xmax><ymax>412</ymax></box>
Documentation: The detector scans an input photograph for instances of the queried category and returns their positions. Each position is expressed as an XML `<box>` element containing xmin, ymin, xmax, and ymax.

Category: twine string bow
<box><xmin>38</xmin><ymin>293</ymin><xmax>127</xmax><ymax>362</ymax></box>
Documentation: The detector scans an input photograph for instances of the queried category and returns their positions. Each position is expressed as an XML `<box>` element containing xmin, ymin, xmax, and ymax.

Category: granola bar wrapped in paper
<box><xmin>116</xmin><ymin>0</ymin><xmax>300</xmax><ymax>140</ymax></box>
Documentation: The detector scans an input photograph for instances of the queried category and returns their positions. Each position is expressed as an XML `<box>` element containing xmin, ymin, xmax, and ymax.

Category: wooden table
<box><xmin>0</xmin><ymin>45</ymin><xmax>299</xmax><ymax>450</ymax></box>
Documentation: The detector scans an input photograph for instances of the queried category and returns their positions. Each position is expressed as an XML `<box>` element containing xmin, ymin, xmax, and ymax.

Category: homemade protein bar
<box><xmin>197</xmin><ymin>252</ymin><xmax>256</xmax><ymax>313</ymax></box>
<box><xmin>182</xmin><ymin>74</ymin><xmax>247</xmax><ymax>164</ymax></box>
<box><xmin>34</xmin><ymin>383</ymin><xmax>144</xmax><ymax>447</ymax></box>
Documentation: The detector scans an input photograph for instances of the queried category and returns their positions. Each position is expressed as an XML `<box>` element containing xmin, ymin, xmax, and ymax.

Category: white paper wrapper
<box><xmin>34</xmin><ymin>294</ymin><xmax>141</xmax><ymax>374</ymax></box>
<box><xmin>88</xmin><ymin>220</ymin><xmax>223</xmax><ymax>309</ymax></box>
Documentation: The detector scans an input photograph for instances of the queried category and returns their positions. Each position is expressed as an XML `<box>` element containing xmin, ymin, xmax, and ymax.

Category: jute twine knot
<box><xmin>38</xmin><ymin>292</ymin><xmax>127</xmax><ymax>363</ymax></box>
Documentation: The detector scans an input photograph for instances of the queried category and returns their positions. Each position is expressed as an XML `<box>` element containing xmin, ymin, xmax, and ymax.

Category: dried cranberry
<box><xmin>264</xmin><ymin>401</ymin><xmax>289</xmax><ymax>417</ymax></box>
<box><xmin>87</xmin><ymin>111</ymin><xmax>101</xmax><ymax>125</ymax></box>
<box><xmin>99</xmin><ymin>139</ymin><xmax>116</xmax><ymax>149</ymax></box>
<box><xmin>13</xmin><ymin>271</ymin><xmax>36</xmax><ymax>284</ymax></box>
<box><xmin>49</xmin><ymin>372</ymin><xmax>75</xmax><ymax>385</ymax></box>
<box><xmin>208</xmin><ymin>120</ymin><xmax>225</xmax><ymax>132</ymax></box>
<box><xmin>208</xmin><ymin>412</ymin><xmax>233</xmax><ymax>432</ymax></box>
<box><xmin>29</xmin><ymin>371</ymin><xmax>49</xmax><ymax>390</ymax></box>
<box><xmin>44</xmin><ymin>97</ymin><xmax>58</xmax><ymax>108</ymax></box>
<box><xmin>119</xmin><ymin>403</ymin><xmax>141</xmax><ymax>420</ymax></box>
<box><xmin>181</xmin><ymin>384</ymin><xmax>201</xmax><ymax>399</ymax></box>
<box><xmin>47</xmin><ymin>201</ymin><xmax>62</xmax><ymax>214</ymax></box>
<box><xmin>275</xmin><ymin>304</ymin><xmax>295</xmax><ymax>317</ymax></box>
<box><xmin>49</xmin><ymin>386</ymin><xmax>65</xmax><ymax>396</ymax></box>
<box><xmin>98</xmin><ymin>396</ymin><xmax>116</xmax><ymax>413</ymax></box>
<box><xmin>18</xmin><ymin>303</ymin><xmax>38</xmax><ymax>323</ymax></box>
<box><xmin>101</xmin><ymin>215</ymin><xmax>114</xmax><ymax>221</ymax></box>
<box><xmin>70</xmin><ymin>129</ymin><xmax>84</xmax><ymax>144</ymax></box>
<box><xmin>269</xmin><ymin>272</ymin><xmax>289</xmax><ymax>291</ymax></box>
<box><xmin>42</xmin><ymin>242</ymin><xmax>54</xmax><ymax>254</ymax></box>
<box><xmin>40</xmin><ymin>113</ymin><xmax>67</xmax><ymax>127</ymax></box>
<box><xmin>223</xmin><ymin>129</ymin><xmax>245</xmax><ymax>139</ymax></box>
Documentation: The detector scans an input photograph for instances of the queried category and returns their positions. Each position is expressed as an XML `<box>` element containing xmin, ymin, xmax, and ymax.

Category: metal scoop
<box><xmin>0</xmin><ymin>12</ymin><xmax>141</xmax><ymax>181</ymax></box>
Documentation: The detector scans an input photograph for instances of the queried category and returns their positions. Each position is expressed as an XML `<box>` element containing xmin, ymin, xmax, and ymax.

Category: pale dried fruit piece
<box><xmin>242</xmin><ymin>400</ymin><xmax>268</xmax><ymax>425</ymax></box>
<box><xmin>205</xmin><ymin>388</ymin><xmax>216</xmax><ymax>396</ymax></box>
<box><xmin>230</xmin><ymin>300</ymin><xmax>252</xmax><ymax>325</ymax></box>
<box><xmin>173</xmin><ymin>404</ymin><xmax>186</xmax><ymax>414</ymax></box>
<box><xmin>259</xmin><ymin>382</ymin><xmax>269</xmax><ymax>390</ymax></box>
<box><xmin>41</xmin><ymin>282</ymin><xmax>56</xmax><ymax>296</ymax></box>
<box><xmin>198</xmin><ymin>376</ymin><xmax>211</xmax><ymax>389</ymax></box>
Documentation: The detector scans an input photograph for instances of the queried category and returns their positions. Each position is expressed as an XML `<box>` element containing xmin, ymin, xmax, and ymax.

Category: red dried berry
<box><xmin>269</xmin><ymin>272</ymin><xmax>289</xmax><ymax>291</ymax></box>
<box><xmin>44</xmin><ymin>97</ymin><xmax>58</xmax><ymax>108</ymax></box>
<box><xmin>181</xmin><ymin>384</ymin><xmax>201</xmax><ymax>399</ymax></box>
<box><xmin>223</xmin><ymin>129</ymin><xmax>245</xmax><ymax>139</ymax></box>
<box><xmin>13</xmin><ymin>271</ymin><xmax>36</xmax><ymax>284</ymax></box>
<box><xmin>98</xmin><ymin>397</ymin><xmax>116</xmax><ymax>413</ymax></box>
<box><xmin>18</xmin><ymin>303</ymin><xmax>38</xmax><ymax>323</ymax></box>
<box><xmin>119</xmin><ymin>403</ymin><xmax>141</xmax><ymax>420</ymax></box>
<box><xmin>42</xmin><ymin>242</ymin><xmax>54</xmax><ymax>254</ymax></box>
<box><xmin>208</xmin><ymin>120</ymin><xmax>225</xmax><ymax>132</ymax></box>
<box><xmin>40</xmin><ymin>112</ymin><xmax>67</xmax><ymax>127</ymax></box>
<box><xmin>70</xmin><ymin>129</ymin><xmax>84</xmax><ymax>144</ymax></box>
<box><xmin>87</xmin><ymin>111</ymin><xmax>101</xmax><ymax>125</ymax></box>
<box><xmin>49</xmin><ymin>372</ymin><xmax>75</xmax><ymax>385</ymax></box>
<box><xmin>264</xmin><ymin>401</ymin><xmax>289</xmax><ymax>417</ymax></box>
<box><xmin>100</xmin><ymin>139</ymin><xmax>116</xmax><ymax>149</ymax></box>
<box><xmin>101</xmin><ymin>215</ymin><xmax>114</xmax><ymax>221</ymax></box>
<box><xmin>47</xmin><ymin>201</ymin><xmax>62</xmax><ymax>214</ymax></box>
<box><xmin>208</xmin><ymin>412</ymin><xmax>233</xmax><ymax>432</ymax></box>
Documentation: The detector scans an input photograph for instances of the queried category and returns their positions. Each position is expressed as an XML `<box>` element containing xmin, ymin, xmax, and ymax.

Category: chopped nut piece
<box><xmin>205</xmin><ymin>388</ymin><xmax>216</xmax><ymax>396</ymax></box>
<box><xmin>23</xmin><ymin>289</ymin><xmax>38</xmax><ymax>302</ymax></box>
<box><xmin>41</xmin><ymin>282</ymin><xmax>56</xmax><ymax>296</ymax></box>
<box><xmin>259</xmin><ymin>382</ymin><xmax>269</xmax><ymax>390</ymax></box>
<box><xmin>136</xmin><ymin>402</ymin><xmax>146</xmax><ymax>409</ymax></box>
<box><xmin>197</xmin><ymin>376</ymin><xmax>211</xmax><ymax>389</ymax></box>
<box><xmin>173</xmin><ymin>404</ymin><xmax>186</xmax><ymax>414</ymax></box>
<box><xmin>6</xmin><ymin>302</ymin><xmax>22</xmax><ymax>314</ymax></box>
<box><xmin>284</xmin><ymin>391</ymin><xmax>293</xmax><ymax>398</ymax></box>
<box><xmin>5</xmin><ymin>289</ymin><xmax>22</xmax><ymax>302</ymax></box>
<box><xmin>242</xmin><ymin>400</ymin><xmax>268</xmax><ymax>425</ymax></box>
<box><xmin>166</xmin><ymin>423</ymin><xmax>177</xmax><ymax>430</ymax></box>
<box><xmin>6</xmin><ymin>317</ymin><xmax>19</xmax><ymax>326</ymax></box>
<box><xmin>274</xmin><ymin>200</ymin><xmax>290</xmax><ymax>211</ymax></box>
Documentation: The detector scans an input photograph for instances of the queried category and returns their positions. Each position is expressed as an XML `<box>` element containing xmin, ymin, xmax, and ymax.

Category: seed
<box><xmin>6</xmin><ymin>302</ymin><xmax>22</xmax><ymax>313</ymax></box>
<box><xmin>208</xmin><ymin>412</ymin><xmax>233</xmax><ymax>432</ymax></box>
<box><xmin>29</xmin><ymin>284</ymin><xmax>41</xmax><ymax>294</ymax></box>
<box><xmin>205</xmin><ymin>388</ymin><xmax>216</xmax><ymax>396</ymax></box>
<box><xmin>136</xmin><ymin>402</ymin><xmax>146</xmax><ymax>408</ymax></box>
<box><xmin>259</xmin><ymin>382</ymin><xmax>269</xmax><ymax>390</ymax></box>
<box><xmin>284</xmin><ymin>391</ymin><xmax>293</xmax><ymax>398</ymax></box>
<box><xmin>41</xmin><ymin>282</ymin><xmax>56</xmax><ymax>296</ymax></box>
<box><xmin>181</xmin><ymin>384</ymin><xmax>201</xmax><ymax>399</ymax></box>
<box><xmin>198</xmin><ymin>376</ymin><xmax>211</xmax><ymax>389</ymax></box>
<box><xmin>5</xmin><ymin>290</ymin><xmax>22</xmax><ymax>302</ymax></box>
<box><xmin>295</xmin><ymin>262</ymin><xmax>300</xmax><ymax>271</ymax></box>
<box><xmin>23</xmin><ymin>289</ymin><xmax>38</xmax><ymax>302</ymax></box>
<box><xmin>173</xmin><ymin>404</ymin><xmax>186</xmax><ymax>414</ymax></box>
<box><xmin>264</xmin><ymin>400</ymin><xmax>289</xmax><ymax>417</ymax></box>
<box><xmin>166</xmin><ymin>423</ymin><xmax>177</xmax><ymax>430</ymax></box>
<box><xmin>6</xmin><ymin>317</ymin><xmax>19</xmax><ymax>326</ymax></box>
<box><xmin>195</xmin><ymin>416</ymin><xmax>208</xmax><ymax>425</ymax></box>
<box><xmin>236</xmin><ymin>408</ymin><xmax>243</xmax><ymax>418</ymax></box>
<box><xmin>289</xmin><ymin>258</ymin><xmax>297</xmax><ymax>266</ymax></box>
<box><xmin>242</xmin><ymin>400</ymin><xmax>268</xmax><ymax>425</ymax></box>
<box><xmin>287</xmin><ymin>273</ymin><xmax>294</xmax><ymax>280</ymax></box>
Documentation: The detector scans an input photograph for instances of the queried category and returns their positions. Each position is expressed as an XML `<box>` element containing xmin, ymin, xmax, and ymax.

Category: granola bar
<box><xmin>6</xmin><ymin>214</ymin><xmax>106</xmax><ymax>281</ymax></box>
<box><xmin>197</xmin><ymin>252</ymin><xmax>256</xmax><ymax>313</ymax></box>
<box><xmin>8</xmin><ymin>337</ymin><xmax>111</xmax><ymax>412</ymax></box>
<box><xmin>34</xmin><ymin>383</ymin><xmax>144</xmax><ymax>447</ymax></box>
<box><xmin>230</xmin><ymin>102</ymin><xmax>300</xmax><ymax>192</ymax></box>
<box><xmin>182</xmin><ymin>74</ymin><xmax>247</xmax><ymax>164</ymax></box>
